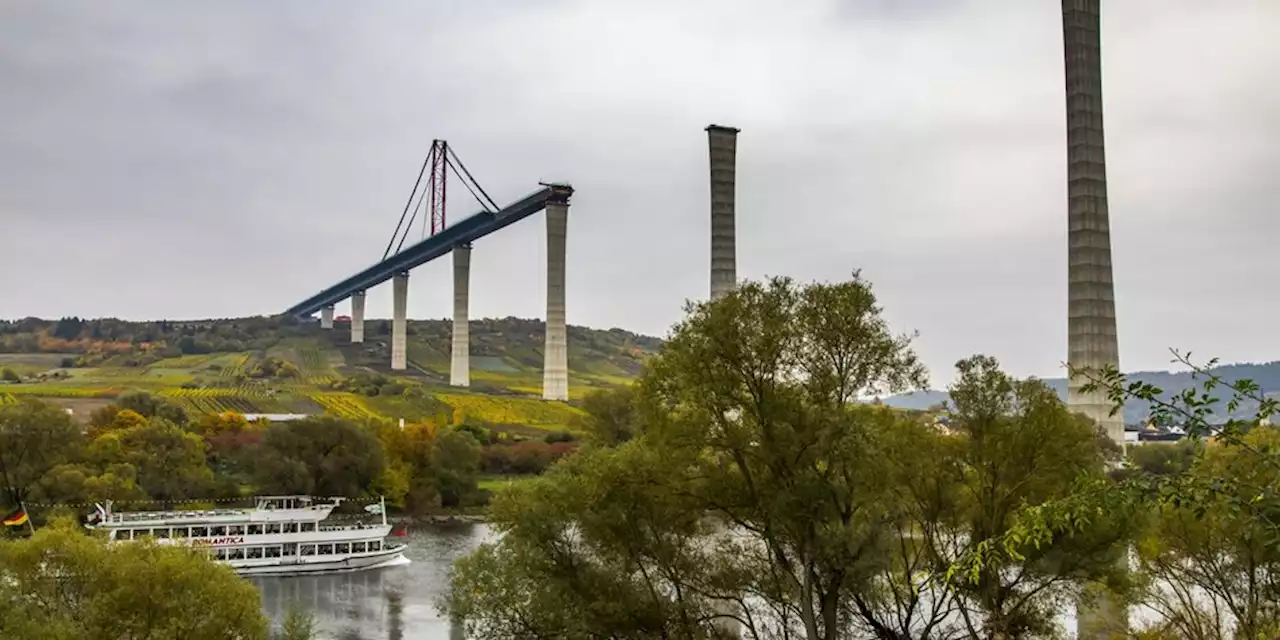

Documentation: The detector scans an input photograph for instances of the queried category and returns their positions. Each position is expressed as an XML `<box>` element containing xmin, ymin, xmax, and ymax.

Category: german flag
<box><xmin>2</xmin><ymin>508</ymin><xmax>28</xmax><ymax>527</ymax></box>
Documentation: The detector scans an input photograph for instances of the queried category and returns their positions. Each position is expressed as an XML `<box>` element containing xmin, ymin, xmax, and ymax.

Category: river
<box><xmin>253</xmin><ymin>522</ymin><xmax>492</xmax><ymax>640</ymax></box>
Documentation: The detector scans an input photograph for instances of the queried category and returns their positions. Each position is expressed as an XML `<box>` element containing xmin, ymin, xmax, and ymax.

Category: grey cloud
<box><xmin>1</xmin><ymin>0</ymin><xmax>1277</xmax><ymax>387</ymax></box>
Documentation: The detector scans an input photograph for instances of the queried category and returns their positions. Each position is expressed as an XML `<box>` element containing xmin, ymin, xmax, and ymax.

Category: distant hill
<box><xmin>884</xmin><ymin>362</ymin><xmax>1280</xmax><ymax>425</ymax></box>
<box><xmin>0</xmin><ymin>315</ymin><xmax>662</xmax><ymax>435</ymax></box>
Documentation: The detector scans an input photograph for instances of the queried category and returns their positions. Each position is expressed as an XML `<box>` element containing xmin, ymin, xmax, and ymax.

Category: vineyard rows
<box><xmin>171</xmin><ymin>395</ymin><xmax>263</xmax><ymax>415</ymax></box>
<box><xmin>160</xmin><ymin>386</ymin><xmax>275</xmax><ymax>399</ymax></box>
<box><xmin>0</xmin><ymin>393</ymin><xmax>14</xmax><ymax>405</ymax></box>
<box><xmin>296</xmin><ymin>347</ymin><xmax>328</xmax><ymax>371</ymax></box>
<box><xmin>311</xmin><ymin>393</ymin><xmax>382</xmax><ymax>422</ymax></box>
<box><xmin>218</xmin><ymin>353</ymin><xmax>252</xmax><ymax>378</ymax></box>
<box><xmin>4</xmin><ymin>386</ymin><xmax>116</xmax><ymax>398</ymax></box>
<box><xmin>436</xmin><ymin>392</ymin><xmax>585</xmax><ymax>428</ymax></box>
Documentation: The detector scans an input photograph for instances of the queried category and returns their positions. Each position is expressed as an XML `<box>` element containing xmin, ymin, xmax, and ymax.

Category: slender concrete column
<box><xmin>350</xmin><ymin>291</ymin><xmax>366</xmax><ymax>343</ymax></box>
<box><xmin>320</xmin><ymin>305</ymin><xmax>334</xmax><ymax>329</ymax></box>
<box><xmin>1063</xmin><ymin>0</ymin><xmax>1123</xmax><ymax>446</ymax></box>
<box><xmin>450</xmin><ymin>244</ymin><xmax>471</xmax><ymax>387</ymax></box>
<box><xmin>706</xmin><ymin>124</ymin><xmax>739</xmax><ymax>300</ymax></box>
<box><xmin>542</xmin><ymin>201</ymin><xmax>569</xmax><ymax>401</ymax></box>
<box><xmin>391</xmin><ymin>272</ymin><xmax>408</xmax><ymax>371</ymax></box>
<box><xmin>1063</xmin><ymin>2</ymin><xmax>1128</xmax><ymax>637</ymax></box>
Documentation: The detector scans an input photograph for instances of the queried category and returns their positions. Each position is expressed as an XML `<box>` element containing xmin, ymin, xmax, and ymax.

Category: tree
<box><xmin>250</xmin><ymin>417</ymin><xmax>385</xmax><ymax>498</ymax></box>
<box><xmin>578</xmin><ymin>385</ymin><xmax>641</xmax><ymax>445</ymax></box>
<box><xmin>1075</xmin><ymin>350</ymin><xmax>1280</xmax><ymax>638</ymax></box>
<box><xmin>0</xmin><ymin>399</ymin><xmax>83</xmax><ymax>506</ymax></box>
<box><xmin>0</xmin><ymin>519</ymin><xmax>268</xmax><ymax>639</ymax></box>
<box><xmin>0</xmin><ymin>368</ymin><xmax>19</xmax><ymax>383</ymax></box>
<box><xmin>433</xmin><ymin>428</ymin><xmax>482</xmax><ymax>507</ymax></box>
<box><xmin>941</xmin><ymin>356</ymin><xmax>1133</xmax><ymax>639</ymax></box>
<box><xmin>116</xmin><ymin>390</ymin><xmax>189</xmax><ymax>426</ymax></box>
<box><xmin>89</xmin><ymin>418</ymin><xmax>213</xmax><ymax>501</ymax></box>
<box><xmin>449</xmin><ymin>275</ymin><xmax>932</xmax><ymax>639</ymax></box>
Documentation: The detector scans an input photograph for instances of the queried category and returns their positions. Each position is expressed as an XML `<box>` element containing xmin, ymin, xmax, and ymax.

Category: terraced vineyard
<box><xmin>437</xmin><ymin>392</ymin><xmax>585</xmax><ymax>430</ymax></box>
<box><xmin>217</xmin><ymin>353</ymin><xmax>252</xmax><ymax>378</ymax></box>
<box><xmin>311</xmin><ymin>392</ymin><xmax>382</xmax><ymax>422</ymax></box>
<box><xmin>5</xmin><ymin>385</ymin><xmax>117</xmax><ymax>398</ymax></box>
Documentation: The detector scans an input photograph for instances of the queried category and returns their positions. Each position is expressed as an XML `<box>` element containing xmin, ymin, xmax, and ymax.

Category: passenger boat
<box><xmin>85</xmin><ymin>495</ymin><xmax>409</xmax><ymax>576</ymax></box>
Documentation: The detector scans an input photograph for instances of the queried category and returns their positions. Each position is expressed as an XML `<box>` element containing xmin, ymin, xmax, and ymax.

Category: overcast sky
<box><xmin>1</xmin><ymin>1</ymin><xmax>1276</xmax><ymax>387</ymax></box>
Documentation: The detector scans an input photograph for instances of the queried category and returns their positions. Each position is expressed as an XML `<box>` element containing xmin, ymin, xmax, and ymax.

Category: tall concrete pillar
<box><xmin>706</xmin><ymin>124</ymin><xmax>739</xmax><ymax>300</ymax></box>
<box><xmin>320</xmin><ymin>305</ymin><xmax>334</xmax><ymax>329</ymax></box>
<box><xmin>450</xmin><ymin>244</ymin><xmax>471</xmax><ymax>387</ymax></box>
<box><xmin>542</xmin><ymin>200</ymin><xmax>569</xmax><ymax>401</ymax></box>
<box><xmin>391</xmin><ymin>272</ymin><xmax>408</xmax><ymax>371</ymax></box>
<box><xmin>1063</xmin><ymin>2</ymin><xmax>1128</xmax><ymax>637</ymax></box>
<box><xmin>350</xmin><ymin>291</ymin><xmax>366</xmax><ymax>343</ymax></box>
<box><xmin>1063</xmin><ymin>0</ymin><xmax>1123</xmax><ymax>447</ymax></box>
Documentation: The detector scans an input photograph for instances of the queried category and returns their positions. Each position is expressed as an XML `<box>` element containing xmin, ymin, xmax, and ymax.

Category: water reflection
<box><xmin>254</xmin><ymin>523</ymin><xmax>491</xmax><ymax>640</ymax></box>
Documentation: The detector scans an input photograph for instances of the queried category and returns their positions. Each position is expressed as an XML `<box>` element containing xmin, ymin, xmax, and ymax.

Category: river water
<box><xmin>253</xmin><ymin>523</ymin><xmax>492</xmax><ymax>640</ymax></box>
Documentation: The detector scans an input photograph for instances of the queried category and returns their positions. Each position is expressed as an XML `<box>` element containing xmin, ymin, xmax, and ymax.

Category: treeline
<box><xmin>0</xmin><ymin>315</ymin><xmax>303</xmax><ymax>359</ymax></box>
<box><xmin>445</xmin><ymin>276</ymin><xmax>1280</xmax><ymax>640</ymax></box>
<box><xmin>0</xmin><ymin>390</ymin><xmax>579</xmax><ymax>520</ymax></box>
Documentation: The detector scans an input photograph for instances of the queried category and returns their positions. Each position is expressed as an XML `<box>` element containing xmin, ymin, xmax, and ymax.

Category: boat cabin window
<box><xmin>353</xmin><ymin>542</ymin><xmax>367</xmax><ymax>553</ymax></box>
<box><xmin>210</xmin><ymin>525</ymin><xmax>227</xmax><ymax>536</ymax></box>
<box><xmin>318</xmin><ymin>544</ymin><xmax>334</xmax><ymax>555</ymax></box>
<box><xmin>215</xmin><ymin>549</ymin><xmax>228</xmax><ymax>561</ymax></box>
<box><xmin>370</xmin><ymin>540</ymin><xmax>381</xmax><ymax>552</ymax></box>
<box><xmin>264</xmin><ymin>546</ymin><xmax>282</xmax><ymax>559</ymax></box>
<box><xmin>228</xmin><ymin>548</ymin><xmax>245</xmax><ymax>560</ymax></box>
<box><xmin>300</xmin><ymin>544</ymin><xmax>316</xmax><ymax>557</ymax></box>
<box><xmin>265</xmin><ymin>523</ymin><xmax>281</xmax><ymax>535</ymax></box>
<box><xmin>227</xmin><ymin>525</ymin><xmax>244</xmax><ymax>536</ymax></box>
<box><xmin>153</xmin><ymin>528</ymin><xmax>169</xmax><ymax>539</ymax></box>
<box><xmin>283</xmin><ymin>543</ymin><xmax>297</xmax><ymax>556</ymax></box>
<box><xmin>300</xmin><ymin>522</ymin><xmax>316</xmax><ymax>533</ymax></box>
<box><xmin>335</xmin><ymin>543</ymin><xmax>350</xmax><ymax>554</ymax></box>
<box><xmin>247</xmin><ymin>524</ymin><xmax>263</xmax><ymax>535</ymax></box>
<box><xmin>247</xmin><ymin>547</ymin><xmax>263</xmax><ymax>559</ymax></box>
<box><xmin>171</xmin><ymin>527</ymin><xmax>187</xmax><ymax>539</ymax></box>
<box><xmin>191</xmin><ymin>526</ymin><xmax>208</xmax><ymax>538</ymax></box>
<box><xmin>283</xmin><ymin>523</ymin><xmax>298</xmax><ymax>534</ymax></box>
<box><xmin>115</xmin><ymin>529</ymin><xmax>131</xmax><ymax>540</ymax></box>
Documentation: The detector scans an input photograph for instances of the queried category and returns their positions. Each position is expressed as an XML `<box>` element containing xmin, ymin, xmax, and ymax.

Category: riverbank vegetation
<box><xmin>445</xmin><ymin>274</ymin><xmax>1280</xmax><ymax>640</ymax></box>
<box><xmin>0</xmin><ymin>388</ymin><xmax>578</xmax><ymax>521</ymax></box>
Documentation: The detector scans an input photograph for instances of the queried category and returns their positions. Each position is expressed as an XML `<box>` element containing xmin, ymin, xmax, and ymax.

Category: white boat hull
<box><xmin>232</xmin><ymin>545</ymin><xmax>410</xmax><ymax>577</ymax></box>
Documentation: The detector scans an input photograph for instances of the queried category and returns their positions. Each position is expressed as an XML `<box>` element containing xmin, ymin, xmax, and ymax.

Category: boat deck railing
<box><xmin>104</xmin><ymin>505</ymin><xmax>335</xmax><ymax>525</ymax></box>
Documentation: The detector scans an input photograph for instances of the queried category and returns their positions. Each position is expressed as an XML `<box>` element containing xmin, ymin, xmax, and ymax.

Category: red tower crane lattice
<box><xmin>383</xmin><ymin>140</ymin><xmax>499</xmax><ymax>260</ymax></box>
<box><xmin>425</xmin><ymin>139</ymin><xmax>448</xmax><ymax>237</ymax></box>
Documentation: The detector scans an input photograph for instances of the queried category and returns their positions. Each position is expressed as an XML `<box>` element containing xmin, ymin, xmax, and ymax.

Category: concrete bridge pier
<box><xmin>320</xmin><ymin>305</ymin><xmax>335</xmax><ymax>329</ymax></box>
<box><xmin>542</xmin><ymin>199</ymin><xmax>569</xmax><ymax>401</ymax></box>
<box><xmin>391</xmin><ymin>272</ymin><xmax>408</xmax><ymax>370</ymax></box>
<box><xmin>350</xmin><ymin>291</ymin><xmax>366</xmax><ymax>343</ymax></box>
<box><xmin>706</xmin><ymin>124</ymin><xmax>739</xmax><ymax>300</ymax></box>
<box><xmin>450</xmin><ymin>244</ymin><xmax>471</xmax><ymax>387</ymax></box>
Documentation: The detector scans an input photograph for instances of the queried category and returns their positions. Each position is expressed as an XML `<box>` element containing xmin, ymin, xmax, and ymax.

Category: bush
<box><xmin>480</xmin><ymin>441</ymin><xmax>577</xmax><ymax>475</ymax></box>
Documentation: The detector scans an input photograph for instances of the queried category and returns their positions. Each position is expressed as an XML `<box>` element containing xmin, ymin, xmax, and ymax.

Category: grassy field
<box><xmin>0</xmin><ymin>319</ymin><xmax>656</xmax><ymax>427</ymax></box>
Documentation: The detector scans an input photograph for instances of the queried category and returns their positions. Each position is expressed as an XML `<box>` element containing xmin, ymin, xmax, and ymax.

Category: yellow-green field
<box><xmin>0</xmin><ymin>328</ymin><xmax>645</xmax><ymax>428</ymax></box>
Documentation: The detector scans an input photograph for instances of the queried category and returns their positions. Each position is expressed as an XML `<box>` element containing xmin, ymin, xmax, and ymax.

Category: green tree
<box><xmin>941</xmin><ymin>356</ymin><xmax>1133</xmax><ymax>639</ymax></box>
<box><xmin>250</xmin><ymin>416</ymin><xmax>385</xmax><ymax>497</ymax></box>
<box><xmin>1075</xmin><ymin>350</ymin><xmax>1280</xmax><ymax>639</ymax></box>
<box><xmin>88</xmin><ymin>418</ymin><xmax>213</xmax><ymax>501</ymax></box>
<box><xmin>116</xmin><ymin>390</ymin><xmax>189</xmax><ymax>427</ymax></box>
<box><xmin>0</xmin><ymin>519</ymin><xmax>268</xmax><ymax>639</ymax></box>
<box><xmin>433</xmin><ymin>428</ymin><xmax>481</xmax><ymax>507</ymax></box>
<box><xmin>0</xmin><ymin>399</ymin><xmax>83</xmax><ymax>506</ymax></box>
<box><xmin>449</xmin><ymin>275</ymin><xmax>932</xmax><ymax>639</ymax></box>
<box><xmin>577</xmin><ymin>385</ymin><xmax>641</xmax><ymax>445</ymax></box>
<box><xmin>0</xmin><ymin>367</ymin><xmax>19</xmax><ymax>383</ymax></box>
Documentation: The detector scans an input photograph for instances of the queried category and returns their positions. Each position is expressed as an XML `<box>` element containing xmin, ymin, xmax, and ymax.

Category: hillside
<box><xmin>0</xmin><ymin>316</ymin><xmax>662</xmax><ymax>436</ymax></box>
<box><xmin>884</xmin><ymin>361</ymin><xmax>1280</xmax><ymax>425</ymax></box>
